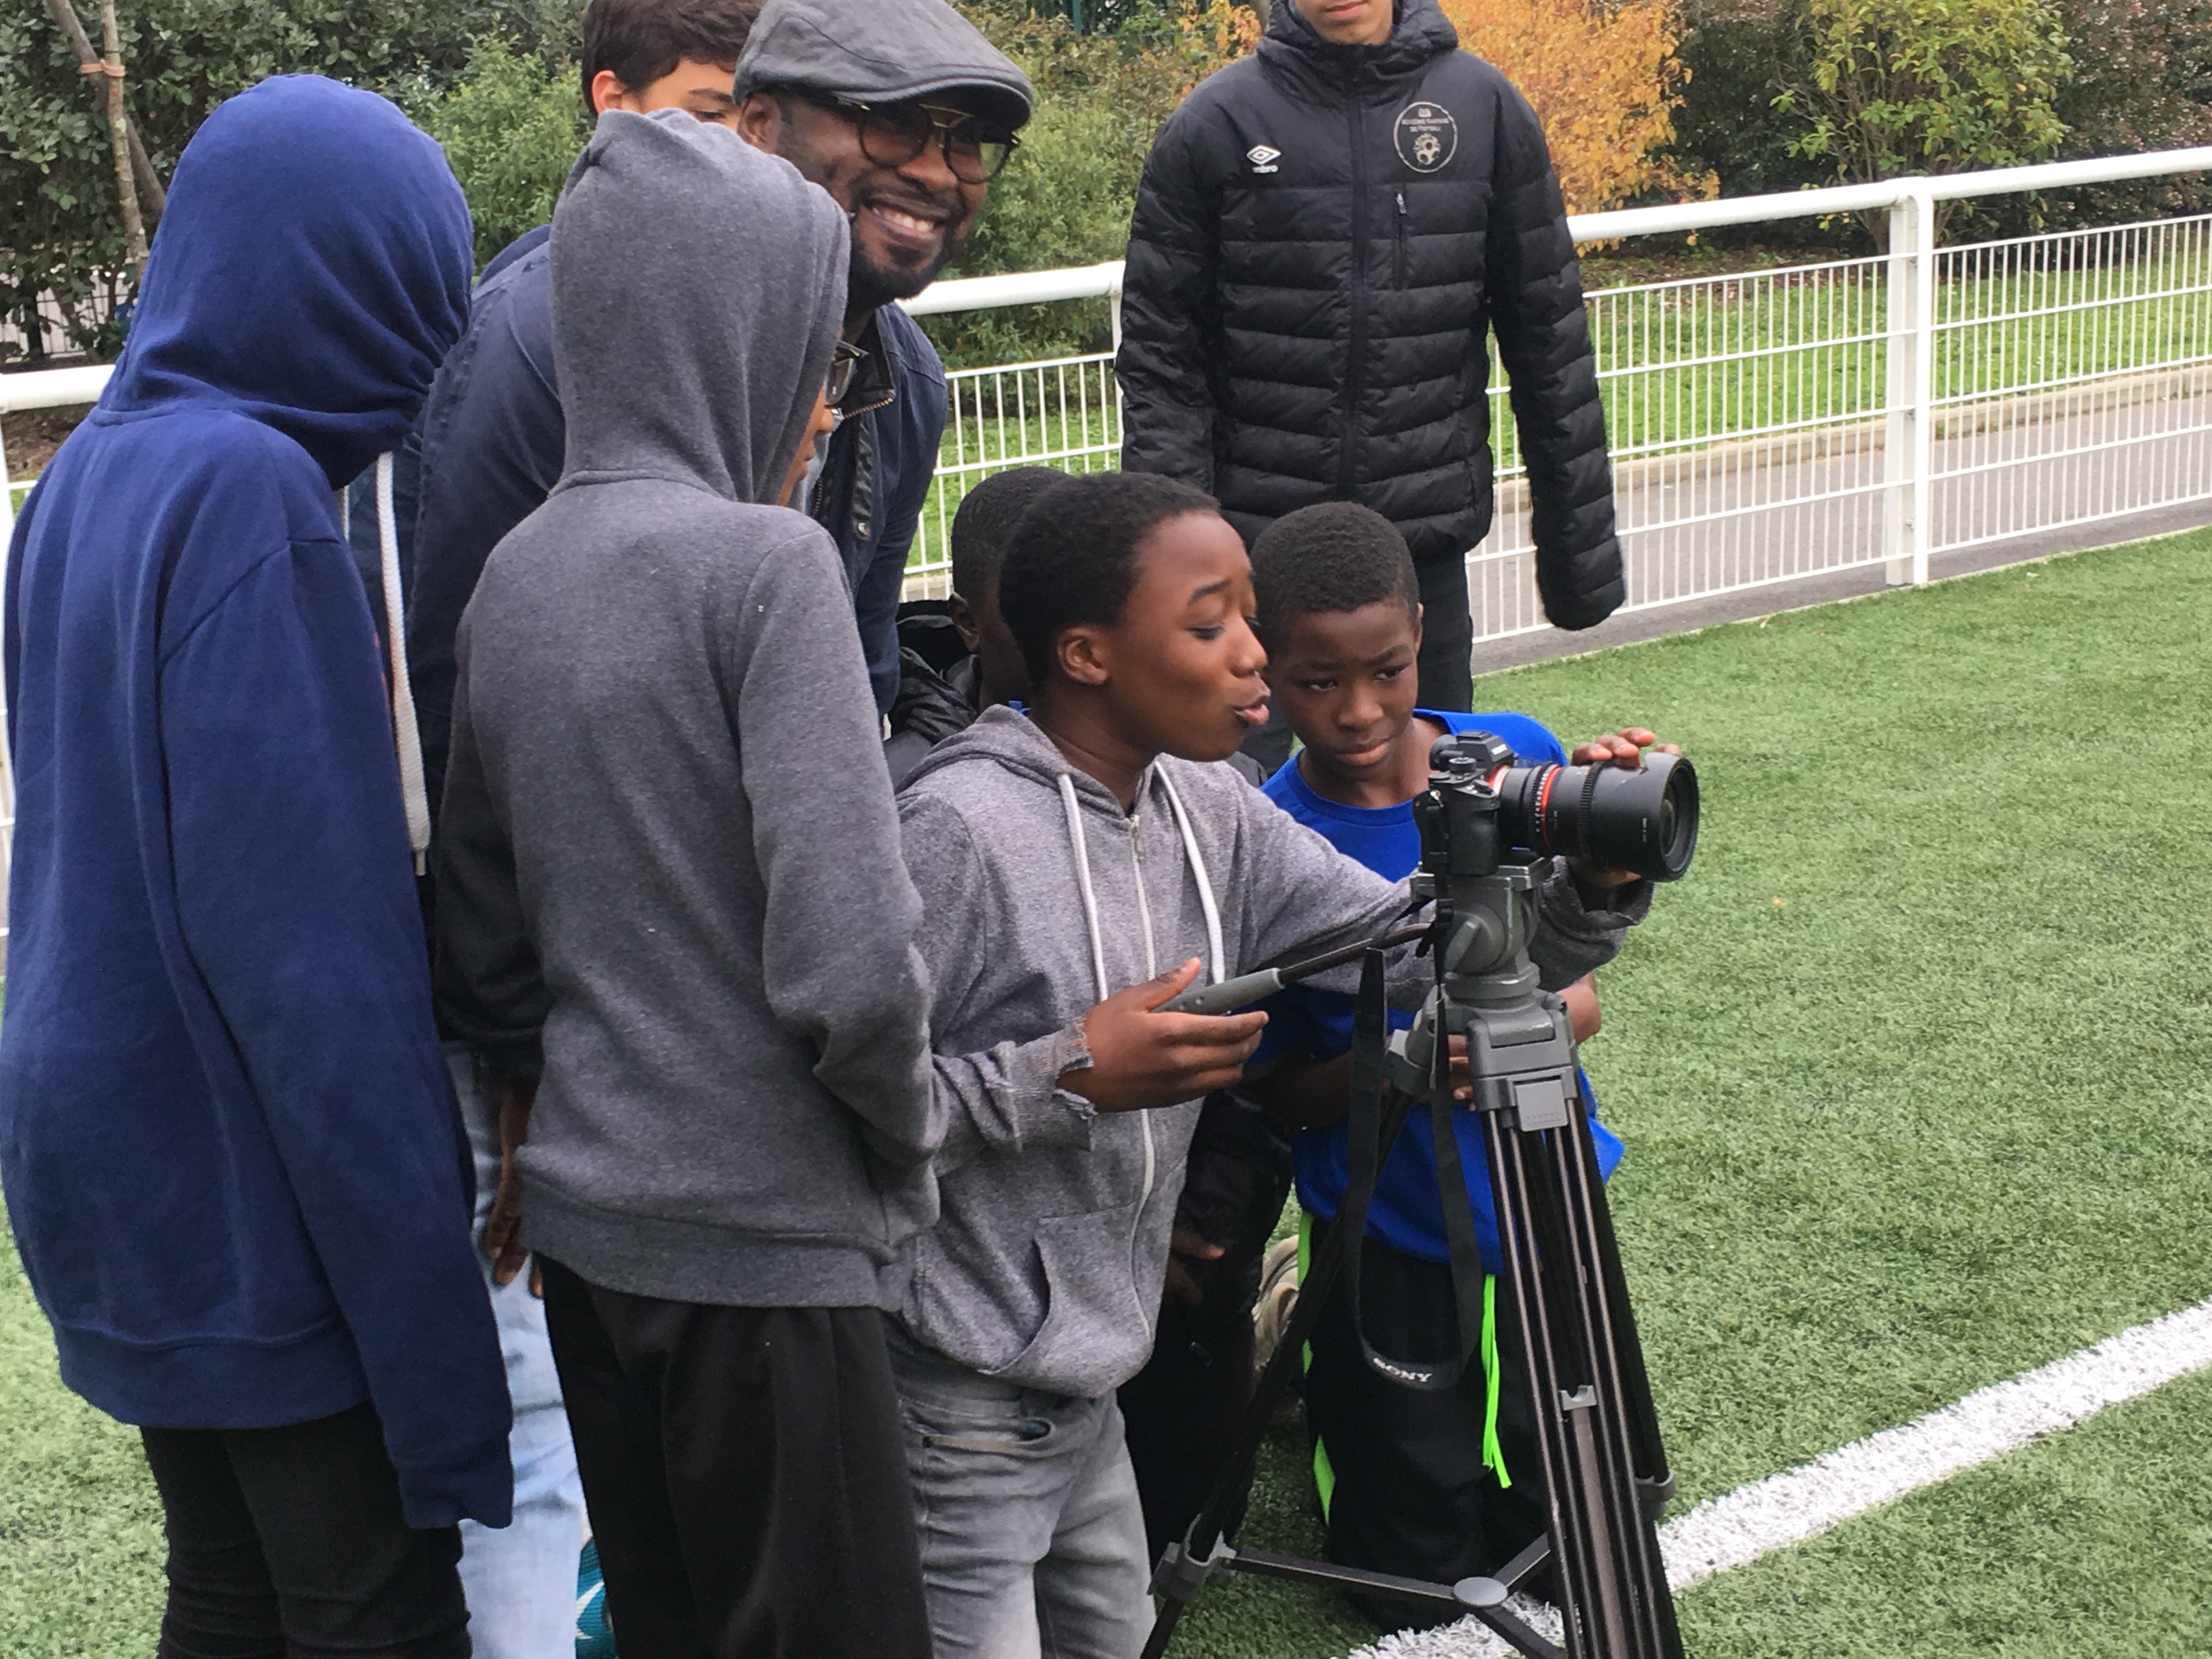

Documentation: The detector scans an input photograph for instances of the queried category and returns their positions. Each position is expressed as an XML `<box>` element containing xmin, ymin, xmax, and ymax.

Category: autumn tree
<box><xmin>1442</xmin><ymin>0</ymin><xmax>1713</xmax><ymax>213</ymax></box>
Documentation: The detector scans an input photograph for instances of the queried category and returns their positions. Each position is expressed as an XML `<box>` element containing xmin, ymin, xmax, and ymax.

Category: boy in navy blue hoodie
<box><xmin>1243</xmin><ymin>501</ymin><xmax>1667</xmax><ymax>1630</ymax></box>
<box><xmin>0</xmin><ymin>77</ymin><xmax>509</xmax><ymax>1657</ymax></box>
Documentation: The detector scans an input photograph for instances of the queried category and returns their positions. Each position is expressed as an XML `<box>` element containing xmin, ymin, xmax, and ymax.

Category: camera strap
<box><xmin>1335</xmin><ymin>950</ymin><xmax>1486</xmax><ymax>1392</ymax></box>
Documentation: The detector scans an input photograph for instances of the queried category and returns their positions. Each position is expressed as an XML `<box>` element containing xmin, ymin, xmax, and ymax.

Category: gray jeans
<box><xmin>889</xmin><ymin>1333</ymin><xmax>1153</xmax><ymax>1659</ymax></box>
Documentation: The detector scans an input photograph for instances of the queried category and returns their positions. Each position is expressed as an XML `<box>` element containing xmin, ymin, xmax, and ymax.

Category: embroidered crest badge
<box><xmin>1393</xmin><ymin>101</ymin><xmax>1458</xmax><ymax>174</ymax></box>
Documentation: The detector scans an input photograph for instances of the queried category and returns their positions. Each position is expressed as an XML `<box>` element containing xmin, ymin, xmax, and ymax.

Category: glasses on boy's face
<box><xmin>826</xmin><ymin>340</ymin><xmax>867</xmax><ymax>408</ymax></box>
<box><xmin>805</xmin><ymin>94</ymin><xmax>1020</xmax><ymax>185</ymax></box>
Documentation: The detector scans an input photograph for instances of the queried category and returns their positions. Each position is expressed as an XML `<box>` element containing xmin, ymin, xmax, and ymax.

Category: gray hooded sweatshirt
<box><xmin>893</xmin><ymin>708</ymin><xmax>1636</xmax><ymax>1397</ymax></box>
<box><xmin>433</xmin><ymin>110</ymin><xmax>934</xmax><ymax>1310</ymax></box>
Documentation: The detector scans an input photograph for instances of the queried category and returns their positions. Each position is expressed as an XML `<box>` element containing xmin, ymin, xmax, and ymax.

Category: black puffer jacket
<box><xmin>1116</xmin><ymin>0</ymin><xmax>1622</xmax><ymax>628</ymax></box>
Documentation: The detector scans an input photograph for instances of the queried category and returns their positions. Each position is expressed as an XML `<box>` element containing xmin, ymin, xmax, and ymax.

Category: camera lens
<box><xmin>1497</xmin><ymin>752</ymin><xmax>1699</xmax><ymax>882</ymax></box>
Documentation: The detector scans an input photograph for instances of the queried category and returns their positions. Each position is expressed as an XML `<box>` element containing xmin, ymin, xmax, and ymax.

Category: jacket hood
<box><xmin>551</xmin><ymin>110</ymin><xmax>848</xmax><ymax>503</ymax></box>
<box><xmin>103</xmin><ymin>75</ymin><xmax>472</xmax><ymax>490</ymax></box>
<box><xmin>900</xmin><ymin>701</ymin><xmax>1074</xmax><ymax>795</ymax></box>
<box><xmin>901</xmin><ymin>704</ymin><xmax>1194</xmax><ymax>835</ymax></box>
<box><xmin>1262</xmin><ymin>0</ymin><xmax>1458</xmax><ymax>86</ymax></box>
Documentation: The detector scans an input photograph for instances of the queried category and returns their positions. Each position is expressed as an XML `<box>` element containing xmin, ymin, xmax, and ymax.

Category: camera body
<box><xmin>1387</xmin><ymin>732</ymin><xmax>1701</xmax><ymax>1125</ymax></box>
<box><xmin>1416</xmin><ymin>730</ymin><xmax>1700</xmax><ymax>889</ymax></box>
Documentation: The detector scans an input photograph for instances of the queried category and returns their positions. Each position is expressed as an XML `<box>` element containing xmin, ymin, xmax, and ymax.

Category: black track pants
<box><xmin>1304</xmin><ymin>1217</ymin><xmax>1550</xmax><ymax>1633</ymax></box>
<box><xmin>139</xmin><ymin>1403</ymin><xmax>467</xmax><ymax>1659</ymax></box>
<box><xmin>1414</xmin><ymin>552</ymin><xmax>1476</xmax><ymax>713</ymax></box>
<box><xmin>538</xmin><ymin>1258</ymin><xmax>932</xmax><ymax>1659</ymax></box>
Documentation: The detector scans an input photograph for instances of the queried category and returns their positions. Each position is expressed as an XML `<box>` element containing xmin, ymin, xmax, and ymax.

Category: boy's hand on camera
<box><xmin>1568</xmin><ymin>727</ymin><xmax>1680</xmax><ymax>893</ymax></box>
<box><xmin>1571</xmin><ymin>726</ymin><xmax>1677</xmax><ymax>769</ymax></box>
<box><xmin>1064</xmin><ymin>958</ymin><xmax>1267</xmax><ymax>1113</ymax></box>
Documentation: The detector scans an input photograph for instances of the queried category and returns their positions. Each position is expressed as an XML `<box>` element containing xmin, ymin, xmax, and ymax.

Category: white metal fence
<box><xmin>899</xmin><ymin>147</ymin><xmax>2212</xmax><ymax>631</ymax></box>
<box><xmin>4</xmin><ymin>148</ymin><xmax>2211</xmax><ymax>950</ymax></box>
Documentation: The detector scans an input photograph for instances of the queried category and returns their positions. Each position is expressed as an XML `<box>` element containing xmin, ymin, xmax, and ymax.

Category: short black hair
<box><xmin>1249</xmin><ymin>502</ymin><xmax>1420</xmax><ymax>639</ymax></box>
<box><xmin>998</xmin><ymin>472</ymin><xmax>1220</xmax><ymax>686</ymax></box>
<box><xmin>580</xmin><ymin>0</ymin><xmax>761</xmax><ymax>116</ymax></box>
<box><xmin>950</xmin><ymin>467</ymin><xmax>1068</xmax><ymax>601</ymax></box>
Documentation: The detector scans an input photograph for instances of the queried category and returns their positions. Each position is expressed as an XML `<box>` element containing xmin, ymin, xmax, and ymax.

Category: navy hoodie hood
<box><xmin>103</xmin><ymin>72</ymin><xmax>472</xmax><ymax>488</ymax></box>
<box><xmin>2</xmin><ymin>76</ymin><xmax>510</xmax><ymax>1529</ymax></box>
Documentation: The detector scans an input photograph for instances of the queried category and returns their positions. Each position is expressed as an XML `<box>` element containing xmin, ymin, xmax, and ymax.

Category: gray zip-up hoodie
<box><xmin>894</xmin><ymin>708</ymin><xmax>1634</xmax><ymax>1396</ymax></box>
<box><xmin>433</xmin><ymin>110</ymin><xmax>934</xmax><ymax>1310</ymax></box>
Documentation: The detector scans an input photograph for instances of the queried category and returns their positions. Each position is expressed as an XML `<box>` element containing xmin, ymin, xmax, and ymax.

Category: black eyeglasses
<box><xmin>805</xmin><ymin>94</ymin><xmax>1020</xmax><ymax>184</ymax></box>
<box><xmin>826</xmin><ymin>340</ymin><xmax>867</xmax><ymax>407</ymax></box>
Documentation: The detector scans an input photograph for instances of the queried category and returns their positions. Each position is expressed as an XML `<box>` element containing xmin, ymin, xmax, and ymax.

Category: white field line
<box><xmin>1343</xmin><ymin>1294</ymin><xmax>2212</xmax><ymax>1658</ymax></box>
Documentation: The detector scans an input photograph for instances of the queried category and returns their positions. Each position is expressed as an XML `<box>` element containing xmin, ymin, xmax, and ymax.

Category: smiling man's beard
<box><xmin>846</xmin><ymin>212</ymin><xmax>974</xmax><ymax>319</ymax></box>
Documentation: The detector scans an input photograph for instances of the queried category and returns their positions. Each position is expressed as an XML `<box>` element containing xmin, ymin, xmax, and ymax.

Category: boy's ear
<box><xmin>589</xmin><ymin>70</ymin><xmax>635</xmax><ymax>116</ymax></box>
<box><xmin>1412</xmin><ymin>601</ymin><xmax>1424</xmax><ymax>652</ymax></box>
<box><xmin>1055</xmin><ymin>624</ymin><xmax>1113</xmax><ymax>688</ymax></box>
<box><xmin>946</xmin><ymin>591</ymin><xmax>983</xmax><ymax>655</ymax></box>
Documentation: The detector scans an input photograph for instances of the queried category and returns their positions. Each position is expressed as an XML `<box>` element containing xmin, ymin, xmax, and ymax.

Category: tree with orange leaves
<box><xmin>1441</xmin><ymin>0</ymin><xmax>1714</xmax><ymax>212</ymax></box>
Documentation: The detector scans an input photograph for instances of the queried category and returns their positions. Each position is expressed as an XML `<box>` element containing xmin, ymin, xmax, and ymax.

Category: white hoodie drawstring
<box><xmin>374</xmin><ymin>453</ymin><xmax>432</xmax><ymax>874</ymax></box>
<box><xmin>1058</xmin><ymin>774</ymin><xmax>1113</xmax><ymax>1003</ymax></box>
<box><xmin>1155</xmin><ymin>766</ymin><xmax>1225</xmax><ymax>987</ymax></box>
<box><xmin>1057</xmin><ymin>765</ymin><xmax>1227</xmax><ymax>1000</ymax></box>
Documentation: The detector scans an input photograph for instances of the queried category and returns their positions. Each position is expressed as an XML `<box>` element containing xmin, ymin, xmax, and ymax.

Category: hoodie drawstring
<box><xmin>374</xmin><ymin>453</ymin><xmax>432</xmax><ymax>874</ymax></box>
<box><xmin>1155</xmin><ymin>768</ymin><xmax>1225</xmax><ymax>988</ymax></box>
<box><xmin>1057</xmin><ymin>766</ymin><xmax>1226</xmax><ymax>1001</ymax></box>
<box><xmin>1058</xmin><ymin>774</ymin><xmax>1113</xmax><ymax>1004</ymax></box>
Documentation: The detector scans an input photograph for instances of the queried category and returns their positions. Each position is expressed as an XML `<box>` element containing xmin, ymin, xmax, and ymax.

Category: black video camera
<box><xmin>1415</xmin><ymin>731</ymin><xmax>1699</xmax><ymax>884</ymax></box>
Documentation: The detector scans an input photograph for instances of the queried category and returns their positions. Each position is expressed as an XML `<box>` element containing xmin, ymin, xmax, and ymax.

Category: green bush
<box><xmin>401</xmin><ymin>40</ymin><xmax>589</xmax><ymax>272</ymax></box>
<box><xmin>2032</xmin><ymin>0</ymin><xmax>2211</xmax><ymax>225</ymax></box>
<box><xmin>1668</xmin><ymin>0</ymin><xmax>2209</xmax><ymax>247</ymax></box>
<box><xmin>1776</xmin><ymin>0</ymin><xmax>2071</xmax><ymax>240</ymax></box>
<box><xmin>1667</xmin><ymin>0</ymin><xmax>1832</xmax><ymax>203</ymax></box>
<box><xmin>0</xmin><ymin>0</ymin><xmax>575</xmax><ymax>361</ymax></box>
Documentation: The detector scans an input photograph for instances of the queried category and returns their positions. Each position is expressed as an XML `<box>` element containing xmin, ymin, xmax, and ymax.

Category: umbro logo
<box><xmin>1246</xmin><ymin>144</ymin><xmax>1281</xmax><ymax>174</ymax></box>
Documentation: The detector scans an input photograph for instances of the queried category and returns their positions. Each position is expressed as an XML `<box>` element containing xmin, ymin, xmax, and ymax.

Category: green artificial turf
<box><xmin>1680</xmin><ymin>1363</ymin><xmax>2212</xmax><ymax>1658</ymax></box>
<box><xmin>0</xmin><ymin>1232</ymin><xmax>165</xmax><ymax>1656</ymax></box>
<box><xmin>2</xmin><ymin>528</ymin><xmax>2208</xmax><ymax>1657</ymax></box>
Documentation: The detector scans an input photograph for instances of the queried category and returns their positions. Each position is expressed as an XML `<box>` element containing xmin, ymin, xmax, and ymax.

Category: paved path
<box><xmin>1470</xmin><ymin>377</ymin><xmax>2212</xmax><ymax>676</ymax></box>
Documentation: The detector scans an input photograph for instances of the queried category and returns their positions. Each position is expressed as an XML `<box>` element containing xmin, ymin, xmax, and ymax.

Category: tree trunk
<box><xmin>95</xmin><ymin>0</ymin><xmax>149</xmax><ymax>276</ymax></box>
<box><xmin>41</xmin><ymin>0</ymin><xmax>164</xmax><ymax>224</ymax></box>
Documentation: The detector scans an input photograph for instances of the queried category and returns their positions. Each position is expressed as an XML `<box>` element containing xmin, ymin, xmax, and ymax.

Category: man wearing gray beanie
<box><xmin>435</xmin><ymin>109</ymin><xmax>936</xmax><ymax>1659</ymax></box>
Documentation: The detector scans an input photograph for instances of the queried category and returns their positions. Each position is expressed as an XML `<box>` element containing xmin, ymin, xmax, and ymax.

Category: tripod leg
<box><xmin>1485</xmin><ymin>1104</ymin><xmax>1685</xmax><ymax>1659</ymax></box>
<box><xmin>1574</xmin><ymin>1119</ymin><xmax>1675</xmax><ymax>1515</ymax></box>
<box><xmin>1556</xmin><ymin>1117</ymin><xmax>1685</xmax><ymax>1657</ymax></box>
<box><xmin>1482</xmin><ymin>1115</ymin><xmax>1604</xmax><ymax>1655</ymax></box>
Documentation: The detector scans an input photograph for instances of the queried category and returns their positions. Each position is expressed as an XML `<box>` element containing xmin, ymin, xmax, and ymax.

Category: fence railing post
<box><xmin>0</xmin><ymin>413</ymin><xmax>15</xmax><ymax>548</ymax></box>
<box><xmin>1883</xmin><ymin>183</ymin><xmax>1937</xmax><ymax>586</ymax></box>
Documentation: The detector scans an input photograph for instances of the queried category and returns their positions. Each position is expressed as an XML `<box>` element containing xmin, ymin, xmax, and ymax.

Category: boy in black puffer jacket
<box><xmin>1117</xmin><ymin>0</ymin><xmax>1623</xmax><ymax>744</ymax></box>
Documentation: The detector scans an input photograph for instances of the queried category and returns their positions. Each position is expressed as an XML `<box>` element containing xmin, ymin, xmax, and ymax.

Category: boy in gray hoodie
<box><xmin>435</xmin><ymin>111</ymin><xmax>934</xmax><ymax>1659</ymax></box>
<box><xmin>891</xmin><ymin>472</ymin><xmax>1641</xmax><ymax>1656</ymax></box>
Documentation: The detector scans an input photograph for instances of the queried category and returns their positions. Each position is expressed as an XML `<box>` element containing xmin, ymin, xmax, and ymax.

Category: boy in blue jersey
<box><xmin>1242</xmin><ymin>501</ymin><xmax>1671</xmax><ymax>1630</ymax></box>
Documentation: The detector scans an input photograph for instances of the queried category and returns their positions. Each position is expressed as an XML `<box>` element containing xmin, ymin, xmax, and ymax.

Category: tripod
<box><xmin>1143</xmin><ymin>734</ymin><xmax>1687</xmax><ymax>1659</ymax></box>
